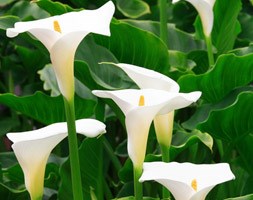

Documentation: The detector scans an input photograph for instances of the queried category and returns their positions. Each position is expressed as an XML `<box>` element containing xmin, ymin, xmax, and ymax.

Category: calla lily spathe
<box><xmin>172</xmin><ymin>0</ymin><xmax>215</xmax><ymax>37</ymax></box>
<box><xmin>110</xmin><ymin>63</ymin><xmax>200</xmax><ymax>148</ymax></box>
<box><xmin>6</xmin><ymin>1</ymin><xmax>115</xmax><ymax>100</ymax></box>
<box><xmin>7</xmin><ymin>119</ymin><xmax>106</xmax><ymax>200</ymax></box>
<box><xmin>139</xmin><ymin>162</ymin><xmax>235</xmax><ymax>200</ymax></box>
<box><xmin>92</xmin><ymin>89</ymin><xmax>201</xmax><ymax>168</ymax></box>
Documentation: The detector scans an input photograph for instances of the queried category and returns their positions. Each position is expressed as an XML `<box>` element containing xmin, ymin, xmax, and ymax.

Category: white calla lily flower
<box><xmin>110</xmin><ymin>63</ymin><xmax>200</xmax><ymax>148</ymax></box>
<box><xmin>7</xmin><ymin>119</ymin><xmax>106</xmax><ymax>200</ymax></box>
<box><xmin>172</xmin><ymin>0</ymin><xmax>215</xmax><ymax>37</ymax></box>
<box><xmin>6</xmin><ymin>1</ymin><xmax>115</xmax><ymax>100</ymax></box>
<box><xmin>92</xmin><ymin>89</ymin><xmax>201</xmax><ymax>168</ymax></box>
<box><xmin>140</xmin><ymin>162</ymin><xmax>235</xmax><ymax>200</ymax></box>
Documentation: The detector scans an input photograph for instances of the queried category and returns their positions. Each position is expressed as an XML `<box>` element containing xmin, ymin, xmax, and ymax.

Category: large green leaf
<box><xmin>212</xmin><ymin>0</ymin><xmax>242</xmax><ymax>54</ymax></box>
<box><xmin>116</xmin><ymin>0</ymin><xmax>150</xmax><ymax>18</ymax></box>
<box><xmin>183</xmin><ymin>86</ymin><xmax>253</xmax><ymax>130</ymax></box>
<box><xmin>198</xmin><ymin>92</ymin><xmax>253</xmax><ymax>141</ymax></box>
<box><xmin>0</xmin><ymin>16</ymin><xmax>19</xmax><ymax>30</ymax></box>
<box><xmin>58</xmin><ymin>137</ymin><xmax>104</xmax><ymax>200</ymax></box>
<box><xmin>238</xmin><ymin>13</ymin><xmax>253</xmax><ymax>43</ymax></box>
<box><xmin>0</xmin><ymin>184</ymin><xmax>29</xmax><ymax>200</ymax></box>
<box><xmin>75</xmin><ymin>36</ymin><xmax>133</xmax><ymax>90</ymax></box>
<box><xmin>0</xmin><ymin>92</ymin><xmax>95</xmax><ymax>125</ymax></box>
<box><xmin>225</xmin><ymin>194</ymin><xmax>253</xmax><ymax>200</ymax></box>
<box><xmin>171</xmin><ymin>129</ymin><xmax>213</xmax><ymax>160</ymax></box>
<box><xmin>35</xmin><ymin>0</ymin><xmax>75</xmax><ymax>15</ymax></box>
<box><xmin>236</xmin><ymin>134</ymin><xmax>253</xmax><ymax>175</ymax></box>
<box><xmin>178</xmin><ymin>53</ymin><xmax>253</xmax><ymax>103</ymax></box>
<box><xmin>9</xmin><ymin>1</ymin><xmax>49</xmax><ymax>20</ymax></box>
<box><xmin>94</xmin><ymin>19</ymin><xmax>170</xmax><ymax>75</ymax></box>
<box><xmin>124</xmin><ymin>20</ymin><xmax>206</xmax><ymax>53</ymax></box>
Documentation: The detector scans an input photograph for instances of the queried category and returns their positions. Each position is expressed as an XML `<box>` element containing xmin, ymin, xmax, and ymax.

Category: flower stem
<box><xmin>133</xmin><ymin>165</ymin><xmax>143</xmax><ymax>200</ymax></box>
<box><xmin>159</xmin><ymin>0</ymin><xmax>168</xmax><ymax>47</ymax></box>
<box><xmin>63</xmin><ymin>97</ymin><xmax>83</xmax><ymax>200</ymax></box>
<box><xmin>205</xmin><ymin>35</ymin><xmax>214</xmax><ymax>67</ymax></box>
<box><xmin>160</xmin><ymin>144</ymin><xmax>170</xmax><ymax>199</ymax></box>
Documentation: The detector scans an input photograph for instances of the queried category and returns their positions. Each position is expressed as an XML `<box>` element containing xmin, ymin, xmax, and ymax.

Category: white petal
<box><xmin>140</xmin><ymin>162</ymin><xmax>235</xmax><ymax>200</ymax></box>
<box><xmin>158</xmin><ymin>91</ymin><xmax>201</xmax><ymax>115</ymax></box>
<box><xmin>93</xmin><ymin>89</ymin><xmax>201</xmax><ymax>166</ymax></box>
<box><xmin>6</xmin><ymin>118</ymin><xmax>106</xmax><ymax>198</ymax></box>
<box><xmin>125</xmin><ymin>103</ymin><xmax>173</xmax><ymax>167</ymax></box>
<box><xmin>50</xmin><ymin>31</ymin><xmax>89</xmax><ymax>100</ymax></box>
<box><xmin>154</xmin><ymin>112</ymin><xmax>174</xmax><ymax>147</ymax></box>
<box><xmin>114</xmin><ymin>63</ymin><xmax>179</xmax><ymax>92</ymax></box>
<box><xmin>56</xmin><ymin>1</ymin><xmax>115</xmax><ymax>36</ymax></box>
<box><xmin>6</xmin><ymin>1</ymin><xmax>115</xmax><ymax>51</ymax></box>
<box><xmin>75</xmin><ymin>119</ymin><xmax>106</xmax><ymax>137</ymax></box>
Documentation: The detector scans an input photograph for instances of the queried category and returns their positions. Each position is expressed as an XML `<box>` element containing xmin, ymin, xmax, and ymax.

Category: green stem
<box><xmin>134</xmin><ymin>165</ymin><xmax>143</xmax><ymax>200</ymax></box>
<box><xmin>205</xmin><ymin>35</ymin><xmax>214</xmax><ymax>67</ymax></box>
<box><xmin>159</xmin><ymin>0</ymin><xmax>168</xmax><ymax>47</ymax></box>
<box><xmin>160</xmin><ymin>144</ymin><xmax>170</xmax><ymax>199</ymax></box>
<box><xmin>63</xmin><ymin>97</ymin><xmax>83</xmax><ymax>200</ymax></box>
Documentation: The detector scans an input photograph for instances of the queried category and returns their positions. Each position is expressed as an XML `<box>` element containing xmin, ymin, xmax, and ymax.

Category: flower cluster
<box><xmin>5</xmin><ymin>1</ymin><xmax>235</xmax><ymax>200</ymax></box>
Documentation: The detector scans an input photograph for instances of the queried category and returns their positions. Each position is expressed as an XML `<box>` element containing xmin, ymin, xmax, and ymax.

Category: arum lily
<box><xmin>172</xmin><ymin>0</ymin><xmax>215</xmax><ymax>66</ymax></box>
<box><xmin>7</xmin><ymin>3</ymin><xmax>114</xmax><ymax>199</ymax></box>
<box><xmin>172</xmin><ymin>0</ymin><xmax>215</xmax><ymax>37</ymax></box>
<box><xmin>7</xmin><ymin>119</ymin><xmax>106</xmax><ymax>200</ymax></box>
<box><xmin>104</xmin><ymin>63</ymin><xmax>201</xmax><ymax>198</ymax></box>
<box><xmin>92</xmin><ymin>88</ymin><xmax>201</xmax><ymax>199</ymax></box>
<box><xmin>110</xmin><ymin>63</ymin><xmax>197</xmax><ymax>156</ymax></box>
<box><xmin>139</xmin><ymin>162</ymin><xmax>235</xmax><ymax>200</ymax></box>
<box><xmin>6</xmin><ymin>1</ymin><xmax>115</xmax><ymax>100</ymax></box>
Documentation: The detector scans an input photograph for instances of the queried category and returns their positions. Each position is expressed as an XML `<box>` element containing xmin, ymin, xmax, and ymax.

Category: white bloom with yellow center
<box><xmin>92</xmin><ymin>89</ymin><xmax>201</xmax><ymax>168</ymax></box>
<box><xmin>140</xmin><ymin>162</ymin><xmax>235</xmax><ymax>200</ymax></box>
<box><xmin>7</xmin><ymin>119</ymin><xmax>106</xmax><ymax>200</ymax></box>
<box><xmin>7</xmin><ymin>1</ymin><xmax>115</xmax><ymax>100</ymax></box>
<box><xmin>109</xmin><ymin>63</ymin><xmax>200</xmax><ymax>148</ymax></box>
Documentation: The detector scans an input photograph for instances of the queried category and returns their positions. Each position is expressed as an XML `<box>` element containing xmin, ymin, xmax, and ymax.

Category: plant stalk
<box><xmin>205</xmin><ymin>35</ymin><xmax>214</xmax><ymax>67</ymax></box>
<box><xmin>63</xmin><ymin>97</ymin><xmax>84</xmax><ymax>200</ymax></box>
<box><xmin>134</xmin><ymin>165</ymin><xmax>143</xmax><ymax>200</ymax></box>
<box><xmin>159</xmin><ymin>0</ymin><xmax>169</xmax><ymax>47</ymax></box>
<box><xmin>160</xmin><ymin>144</ymin><xmax>170</xmax><ymax>199</ymax></box>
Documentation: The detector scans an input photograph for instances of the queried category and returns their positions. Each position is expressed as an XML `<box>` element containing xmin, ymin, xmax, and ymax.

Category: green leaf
<box><xmin>0</xmin><ymin>152</ymin><xmax>17</xmax><ymax>168</ymax></box>
<box><xmin>15</xmin><ymin>45</ymin><xmax>49</xmax><ymax>73</ymax></box>
<box><xmin>170</xmin><ymin>129</ymin><xmax>213</xmax><ymax>159</ymax></box>
<box><xmin>0</xmin><ymin>183</ymin><xmax>29</xmax><ymax>200</ymax></box>
<box><xmin>183</xmin><ymin>86</ymin><xmax>253</xmax><ymax>130</ymax></box>
<box><xmin>178</xmin><ymin>54</ymin><xmax>253</xmax><ymax>103</ymax></box>
<box><xmin>0</xmin><ymin>92</ymin><xmax>96</xmax><ymax>125</ymax></box>
<box><xmin>94</xmin><ymin>19</ymin><xmax>170</xmax><ymax>75</ymax></box>
<box><xmin>0</xmin><ymin>15</ymin><xmax>19</xmax><ymax>30</ymax></box>
<box><xmin>116</xmin><ymin>0</ymin><xmax>150</xmax><ymax>18</ymax></box>
<box><xmin>58</xmin><ymin>138</ymin><xmax>104</xmax><ymax>200</ymax></box>
<box><xmin>198</xmin><ymin>92</ymin><xmax>253</xmax><ymax>141</ymax></box>
<box><xmin>10</xmin><ymin>1</ymin><xmax>49</xmax><ymax>20</ymax></box>
<box><xmin>236</xmin><ymin>134</ymin><xmax>253</xmax><ymax>175</ymax></box>
<box><xmin>0</xmin><ymin>118</ymin><xmax>20</xmax><ymax>137</ymax></box>
<box><xmin>124</xmin><ymin>20</ymin><xmax>206</xmax><ymax>53</ymax></box>
<box><xmin>38</xmin><ymin>64</ymin><xmax>61</xmax><ymax>97</ymax></box>
<box><xmin>238</xmin><ymin>13</ymin><xmax>253</xmax><ymax>43</ymax></box>
<box><xmin>76</xmin><ymin>36</ymin><xmax>133</xmax><ymax>89</ymax></box>
<box><xmin>0</xmin><ymin>0</ymin><xmax>16</xmax><ymax>7</ymax></box>
<box><xmin>35</xmin><ymin>0</ymin><xmax>76</xmax><ymax>15</ymax></box>
<box><xmin>212</xmin><ymin>0</ymin><xmax>241</xmax><ymax>54</ymax></box>
<box><xmin>225</xmin><ymin>194</ymin><xmax>253</xmax><ymax>200</ymax></box>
